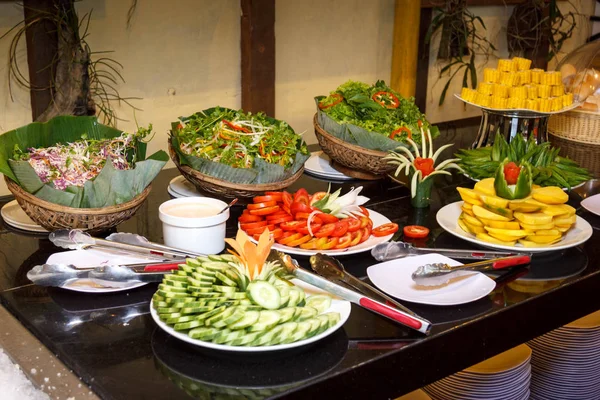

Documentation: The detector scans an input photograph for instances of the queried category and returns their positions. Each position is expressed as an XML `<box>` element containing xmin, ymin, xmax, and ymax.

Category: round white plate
<box><xmin>1</xmin><ymin>200</ymin><xmax>48</xmax><ymax>233</ymax></box>
<box><xmin>463</xmin><ymin>174</ymin><xmax>585</xmax><ymax>192</ymax></box>
<box><xmin>266</xmin><ymin>209</ymin><xmax>394</xmax><ymax>256</ymax></box>
<box><xmin>581</xmin><ymin>193</ymin><xmax>600</xmax><ymax>217</ymax></box>
<box><xmin>62</xmin><ymin>279</ymin><xmax>147</xmax><ymax>293</ymax></box>
<box><xmin>304</xmin><ymin>151</ymin><xmax>354</xmax><ymax>181</ymax></box>
<box><xmin>150</xmin><ymin>280</ymin><xmax>351</xmax><ymax>352</ymax></box>
<box><xmin>454</xmin><ymin>93</ymin><xmax>581</xmax><ymax>116</ymax></box>
<box><xmin>436</xmin><ymin>201</ymin><xmax>593</xmax><ymax>253</ymax></box>
<box><xmin>366</xmin><ymin>253</ymin><xmax>496</xmax><ymax>306</ymax></box>
<box><xmin>169</xmin><ymin>176</ymin><xmax>203</xmax><ymax>197</ymax></box>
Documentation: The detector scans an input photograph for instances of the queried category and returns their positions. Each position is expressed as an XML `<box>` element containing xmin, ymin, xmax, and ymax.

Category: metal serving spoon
<box><xmin>371</xmin><ymin>241</ymin><xmax>531</xmax><ymax>261</ymax></box>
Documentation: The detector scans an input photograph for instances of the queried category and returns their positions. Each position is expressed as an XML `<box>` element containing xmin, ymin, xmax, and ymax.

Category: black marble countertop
<box><xmin>1</xmin><ymin>168</ymin><xmax>600</xmax><ymax>400</ymax></box>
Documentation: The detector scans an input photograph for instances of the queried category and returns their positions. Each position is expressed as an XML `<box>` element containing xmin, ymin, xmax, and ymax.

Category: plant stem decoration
<box><xmin>0</xmin><ymin>0</ymin><xmax>139</xmax><ymax>126</ymax></box>
<box><xmin>425</xmin><ymin>0</ymin><xmax>496</xmax><ymax>106</ymax></box>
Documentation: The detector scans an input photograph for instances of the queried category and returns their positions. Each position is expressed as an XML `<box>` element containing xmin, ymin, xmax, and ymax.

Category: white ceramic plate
<box><xmin>1</xmin><ymin>200</ymin><xmax>48</xmax><ymax>233</ymax></box>
<box><xmin>265</xmin><ymin>209</ymin><xmax>394</xmax><ymax>256</ymax></box>
<box><xmin>304</xmin><ymin>151</ymin><xmax>354</xmax><ymax>181</ymax></box>
<box><xmin>581</xmin><ymin>193</ymin><xmax>600</xmax><ymax>217</ymax></box>
<box><xmin>169</xmin><ymin>176</ymin><xmax>203</xmax><ymax>197</ymax></box>
<box><xmin>366</xmin><ymin>254</ymin><xmax>496</xmax><ymax>306</ymax></box>
<box><xmin>150</xmin><ymin>279</ymin><xmax>351</xmax><ymax>352</ymax></box>
<box><xmin>436</xmin><ymin>202</ymin><xmax>593</xmax><ymax>253</ymax></box>
<box><xmin>454</xmin><ymin>93</ymin><xmax>581</xmax><ymax>116</ymax></box>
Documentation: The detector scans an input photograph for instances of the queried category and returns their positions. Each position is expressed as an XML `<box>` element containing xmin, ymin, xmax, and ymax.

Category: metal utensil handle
<box><xmin>123</xmin><ymin>241</ymin><xmax>206</xmax><ymax>258</ymax></box>
<box><xmin>340</xmin><ymin>272</ymin><xmax>420</xmax><ymax>317</ymax></box>
<box><xmin>93</xmin><ymin>238</ymin><xmax>189</xmax><ymax>260</ymax></box>
<box><xmin>413</xmin><ymin>247</ymin><xmax>529</xmax><ymax>260</ymax></box>
<box><xmin>453</xmin><ymin>255</ymin><xmax>532</xmax><ymax>273</ymax></box>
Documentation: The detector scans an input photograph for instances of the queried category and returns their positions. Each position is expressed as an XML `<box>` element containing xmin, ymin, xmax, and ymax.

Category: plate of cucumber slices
<box><xmin>150</xmin><ymin>256</ymin><xmax>351</xmax><ymax>352</ymax></box>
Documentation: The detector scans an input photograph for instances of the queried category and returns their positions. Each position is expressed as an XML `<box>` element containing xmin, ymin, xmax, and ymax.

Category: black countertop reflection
<box><xmin>1</xmin><ymin>168</ymin><xmax>600</xmax><ymax>399</ymax></box>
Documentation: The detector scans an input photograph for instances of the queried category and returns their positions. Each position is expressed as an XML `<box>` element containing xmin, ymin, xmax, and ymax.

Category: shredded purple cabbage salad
<box><xmin>12</xmin><ymin>126</ymin><xmax>152</xmax><ymax>191</ymax></box>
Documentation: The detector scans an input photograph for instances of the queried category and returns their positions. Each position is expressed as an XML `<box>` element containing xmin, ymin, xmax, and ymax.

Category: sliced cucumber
<box><xmin>157</xmin><ymin>290</ymin><xmax>190</xmax><ymax>299</ymax></box>
<box><xmin>163</xmin><ymin>278</ymin><xmax>188</xmax><ymax>288</ymax></box>
<box><xmin>269</xmin><ymin>322</ymin><xmax>298</xmax><ymax>345</ymax></box>
<box><xmin>250</xmin><ymin>325</ymin><xmax>284</xmax><ymax>346</ymax></box>
<box><xmin>212</xmin><ymin>285</ymin><xmax>238</xmax><ymax>294</ymax></box>
<box><xmin>157</xmin><ymin>306</ymin><xmax>183</xmax><ymax>314</ymax></box>
<box><xmin>204</xmin><ymin>307</ymin><xmax>236</xmax><ymax>327</ymax></box>
<box><xmin>188</xmin><ymin>327</ymin><xmax>220</xmax><ymax>341</ymax></box>
<box><xmin>247</xmin><ymin>281</ymin><xmax>281</xmax><ymax>310</ymax></box>
<box><xmin>165</xmin><ymin>315</ymin><xmax>196</xmax><ymax>324</ymax></box>
<box><xmin>295</xmin><ymin>306</ymin><xmax>318</xmax><ymax>322</ymax></box>
<box><xmin>282</xmin><ymin>321</ymin><xmax>312</xmax><ymax>344</ymax></box>
<box><xmin>277</xmin><ymin>307</ymin><xmax>297</xmax><ymax>324</ymax></box>
<box><xmin>181</xmin><ymin>306</ymin><xmax>215</xmax><ymax>315</ymax></box>
<box><xmin>190</xmin><ymin>273</ymin><xmax>216</xmax><ymax>283</ymax></box>
<box><xmin>211</xmin><ymin>308</ymin><xmax>245</xmax><ymax>329</ymax></box>
<box><xmin>213</xmin><ymin>329</ymin><xmax>247</xmax><ymax>344</ymax></box>
<box><xmin>202</xmin><ymin>261</ymin><xmax>230</xmax><ymax>271</ymax></box>
<box><xmin>163</xmin><ymin>274</ymin><xmax>188</xmax><ymax>282</ymax></box>
<box><xmin>227</xmin><ymin>310</ymin><xmax>259</xmax><ymax>330</ymax></box>
<box><xmin>215</xmin><ymin>271</ymin><xmax>238</xmax><ymax>287</ymax></box>
<box><xmin>306</xmin><ymin>295</ymin><xmax>332</xmax><ymax>313</ymax></box>
<box><xmin>165</xmin><ymin>296</ymin><xmax>196</xmax><ymax>304</ymax></box>
<box><xmin>226</xmin><ymin>331</ymin><xmax>260</xmax><ymax>346</ymax></box>
<box><xmin>247</xmin><ymin>310</ymin><xmax>281</xmax><ymax>332</ymax></box>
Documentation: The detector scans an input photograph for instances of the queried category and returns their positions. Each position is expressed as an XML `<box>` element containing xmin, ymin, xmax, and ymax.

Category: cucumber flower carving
<box><xmin>384</xmin><ymin>125</ymin><xmax>463</xmax><ymax>199</ymax></box>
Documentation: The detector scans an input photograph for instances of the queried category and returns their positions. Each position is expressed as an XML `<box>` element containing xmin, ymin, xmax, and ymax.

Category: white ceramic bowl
<box><xmin>158</xmin><ymin>197</ymin><xmax>229</xmax><ymax>254</ymax></box>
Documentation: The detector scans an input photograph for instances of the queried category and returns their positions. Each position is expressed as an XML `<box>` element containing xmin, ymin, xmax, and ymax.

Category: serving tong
<box><xmin>371</xmin><ymin>241</ymin><xmax>532</xmax><ymax>261</ymax></box>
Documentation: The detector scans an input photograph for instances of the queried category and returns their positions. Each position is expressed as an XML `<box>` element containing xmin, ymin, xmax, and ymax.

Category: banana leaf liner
<box><xmin>170</xmin><ymin>107</ymin><xmax>309</xmax><ymax>184</ymax></box>
<box><xmin>0</xmin><ymin>116</ymin><xmax>168</xmax><ymax>208</ymax></box>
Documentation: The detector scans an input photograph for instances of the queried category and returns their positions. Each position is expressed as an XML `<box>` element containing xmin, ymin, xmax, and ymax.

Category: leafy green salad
<box><xmin>173</xmin><ymin>108</ymin><xmax>308</xmax><ymax>170</ymax></box>
<box><xmin>317</xmin><ymin>80</ymin><xmax>439</xmax><ymax>143</ymax></box>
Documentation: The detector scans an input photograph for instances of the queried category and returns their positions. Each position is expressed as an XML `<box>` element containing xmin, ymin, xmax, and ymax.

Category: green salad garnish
<box><xmin>174</xmin><ymin>108</ymin><xmax>308</xmax><ymax>170</ymax></box>
<box><xmin>317</xmin><ymin>80</ymin><xmax>439</xmax><ymax>144</ymax></box>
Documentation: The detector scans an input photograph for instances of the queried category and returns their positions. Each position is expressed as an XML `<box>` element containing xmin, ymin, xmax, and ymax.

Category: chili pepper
<box><xmin>372</xmin><ymin>91</ymin><xmax>400</xmax><ymax>109</ymax></box>
<box><xmin>318</xmin><ymin>93</ymin><xmax>344</xmax><ymax>110</ymax></box>
<box><xmin>222</xmin><ymin>119</ymin><xmax>250</xmax><ymax>133</ymax></box>
<box><xmin>390</xmin><ymin>126</ymin><xmax>412</xmax><ymax>140</ymax></box>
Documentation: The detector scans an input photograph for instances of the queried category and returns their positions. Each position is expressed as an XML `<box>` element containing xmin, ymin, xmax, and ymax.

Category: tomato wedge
<box><xmin>249</xmin><ymin>205</ymin><xmax>280</xmax><ymax>215</ymax></box>
<box><xmin>293</xmin><ymin>188</ymin><xmax>310</xmax><ymax>204</ymax></box>
<box><xmin>282</xmin><ymin>192</ymin><xmax>293</xmax><ymax>209</ymax></box>
<box><xmin>299</xmin><ymin>238</ymin><xmax>318</xmax><ymax>250</ymax></box>
<box><xmin>359</xmin><ymin>206</ymin><xmax>369</xmax><ymax>217</ymax></box>
<box><xmin>238</xmin><ymin>214</ymin><xmax>263</xmax><ymax>223</ymax></box>
<box><xmin>253</xmin><ymin>228</ymin><xmax>283</xmax><ymax>241</ymax></box>
<box><xmin>309</xmin><ymin>192</ymin><xmax>327</xmax><ymax>206</ymax></box>
<box><xmin>278</xmin><ymin>232</ymin><xmax>303</xmax><ymax>246</ymax></box>
<box><xmin>247</xmin><ymin>201</ymin><xmax>277</xmax><ymax>210</ymax></box>
<box><xmin>297</xmin><ymin>223</ymin><xmax>321</xmax><ymax>236</ymax></box>
<box><xmin>286</xmin><ymin>234</ymin><xmax>312</xmax><ymax>247</ymax></box>
<box><xmin>403</xmin><ymin>225</ymin><xmax>429</xmax><ymax>239</ymax></box>
<box><xmin>346</xmin><ymin>217</ymin><xmax>361</xmax><ymax>232</ymax></box>
<box><xmin>359</xmin><ymin>226</ymin><xmax>371</xmax><ymax>243</ymax></box>
<box><xmin>350</xmin><ymin>230</ymin><xmax>362</xmax><ymax>246</ymax></box>
<box><xmin>372</xmin><ymin>223</ymin><xmax>399</xmax><ymax>237</ymax></box>
<box><xmin>290</xmin><ymin>202</ymin><xmax>312</xmax><ymax>216</ymax></box>
<box><xmin>268</xmin><ymin>215</ymin><xmax>294</xmax><ymax>225</ymax></box>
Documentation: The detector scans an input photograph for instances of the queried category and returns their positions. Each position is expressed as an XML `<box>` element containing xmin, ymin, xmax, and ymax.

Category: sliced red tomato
<box><xmin>349</xmin><ymin>230</ymin><xmax>362</xmax><ymax>246</ymax></box>
<box><xmin>373</xmin><ymin>223</ymin><xmax>399</xmax><ymax>237</ymax></box>
<box><xmin>278</xmin><ymin>232</ymin><xmax>303</xmax><ymax>246</ymax></box>
<box><xmin>286</xmin><ymin>234</ymin><xmax>312</xmax><ymax>247</ymax></box>
<box><xmin>316</xmin><ymin>236</ymin><xmax>339</xmax><ymax>250</ymax></box>
<box><xmin>299</xmin><ymin>238</ymin><xmax>318</xmax><ymax>250</ymax></box>
<box><xmin>504</xmin><ymin>162</ymin><xmax>521</xmax><ymax>185</ymax></box>
<box><xmin>345</xmin><ymin>217</ymin><xmax>361</xmax><ymax>232</ymax></box>
<box><xmin>290</xmin><ymin>202</ymin><xmax>312</xmax><ymax>216</ymax></box>
<box><xmin>297</xmin><ymin>223</ymin><xmax>321</xmax><ymax>236</ymax></box>
<box><xmin>239</xmin><ymin>220</ymin><xmax>268</xmax><ymax>230</ymax></box>
<box><xmin>280</xmin><ymin>221</ymin><xmax>305</xmax><ymax>231</ymax></box>
<box><xmin>282</xmin><ymin>192</ymin><xmax>293</xmax><ymax>209</ymax></box>
<box><xmin>359</xmin><ymin>226</ymin><xmax>371</xmax><ymax>243</ymax></box>
<box><xmin>238</xmin><ymin>214</ymin><xmax>263</xmax><ymax>223</ymax></box>
<box><xmin>253</xmin><ymin>195</ymin><xmax>282</xmax><ymax>203</ymax></box>
<box><xmin>268</xmin><ymin>215</ymin><xmax>294</xmax><ymax>225</ymax></box>
<box><xmin>245</xmin><ymin>226</ymin><xmax>271</xmax><ymax>235</ymax></box>
<box><xmin>293</xmin><ymin>188</ymin><xmax>310</xmax><ymax>205</ymax></box>
<box><xmin>249</xmin><ymin>205</ymin><xmax>280</xmax><ymax>216</ymax></box>
<box><xmin>334</xmin><ymin>232</ymin><xmax>353</xmax><ymax>249</ymax></box>
<box><xmin>247</xmin><ymin>201</ymin><xmax>277</xmax><ymax>210</ymax></box>
<box><xmin>316</xmin><ymin>213</ymin><xmax>338</xmax><ymax>224</ymax></box>
<box><xmin>314</xmin><ymin>223</ymin><xmax>336</xmax><ymax>238</ymax></box>
<box><xmin>309</xmin><ymin>192</ymin><xmax>327</xmax><ymax>206</ymax></box>
<box><xmin>359</xmin><ymin>206</ymin><xmax>369</xmax><ymax>217</ymax></box>
<box><xmin>359</xmin><ymin>216</ymin><xmax>371</xmax><ymax>229</ymax></box>
<box><xmin>403</xmin><ymin>225</ymin><xmax>429</xmax><ymax>239</ymax></box>
<box><xmin>330</xmin><ymin>220</ymin><xmax>349</xmax><ymax>237</ymax></box>
<box><xmin>266</xmin><ymin>211</ymin><xmax>290</xmax><ymax>220</ymax></box>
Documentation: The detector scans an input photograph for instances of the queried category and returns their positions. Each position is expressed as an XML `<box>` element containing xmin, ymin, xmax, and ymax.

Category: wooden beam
<box><xmin>240</xmin><ymin>0</ymin><xmax>275</xmax><ymax>116</ymax></box>
<box><xmin>421</xmin><ymin>0</ymin><xmax>537</xmax><ymax>7</ymax></box>
<box><xmin>23</xmin><ymin>0</ymin><xmax>59</xmax><ymax>120</ymax></box>
<box><xmin>415</xmin><ymin>8</ymin><xmax>432</xmax><ymax>112</ymax></box>
<box><xmin>391</xmin><ymin>0</ymin><xmax>421</xmax><ymax>98</ymax></box>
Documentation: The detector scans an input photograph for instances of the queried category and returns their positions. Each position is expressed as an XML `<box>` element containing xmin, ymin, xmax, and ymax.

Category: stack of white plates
<box><xmin>528</xmin><ymin>310</ymin><xmax>600</xmax><ymax>400</ymax></box>
<box><xmin>1</xmin><ymin>200</ymin><xmax>47</xmax><ymax>233</ymax></box>
<box><xmin>304</xmin><ymin>151</ymin><xmax>354</xmax><ymax>181</ymax></box>
<box><xmin>168</xmin><ymin>176</ymin><xmax>203</xmax><ymax>198</ymax></box>
<box><xmin>424</xmin><ymin>344</ymin><xmax>531</xmax><ymax>400</ymax></box>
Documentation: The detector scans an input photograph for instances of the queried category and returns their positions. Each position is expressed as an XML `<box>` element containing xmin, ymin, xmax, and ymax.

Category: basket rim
<box><xmin>4</xmin><ymin>176</ymin><xmax>152</xmax><ymax>214</ymax></box>
<box><xmin>313</xmin><ymin>113</ymin><xmax>389</xmax><ymax>157</ymax></box>
<box><xmin>168</xmin><ymin>139</ymin><xmax>304</xmax><ymax>191</ymax></box>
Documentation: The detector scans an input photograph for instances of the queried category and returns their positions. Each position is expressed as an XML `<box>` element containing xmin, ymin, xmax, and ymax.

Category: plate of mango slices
<box><xmin>437</xmin><ymin>178</ymin><xmax>592</xmax><ymax>252</ymax></box>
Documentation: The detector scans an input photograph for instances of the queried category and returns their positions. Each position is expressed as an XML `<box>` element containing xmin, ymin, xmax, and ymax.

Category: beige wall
<box><xmin>0</xmin><ymin>0</ymin><xmax>593</xmax><ymax>196</ymax></box>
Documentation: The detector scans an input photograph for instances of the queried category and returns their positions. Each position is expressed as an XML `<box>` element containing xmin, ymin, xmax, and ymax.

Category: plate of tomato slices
<box><xmin>238</xmin><ymin>189</ymin><xmax>398</xmax><ymax>256</ymax></box>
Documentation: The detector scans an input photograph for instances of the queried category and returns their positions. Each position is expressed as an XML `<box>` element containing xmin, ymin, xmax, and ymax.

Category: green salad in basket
<box><xmin>315</xmin><ymin>80</ymin><xmax>439</xmax><ymax>152</ymax></box>
<box><xmin>170</xmin><ymin>107</ymin><xmax>309</xmax><ymax>184</ymax></box>
<box><xmin>0</xmin><ymin>116</ymin><xmax>168</xmax><ymax>208</ymax></box>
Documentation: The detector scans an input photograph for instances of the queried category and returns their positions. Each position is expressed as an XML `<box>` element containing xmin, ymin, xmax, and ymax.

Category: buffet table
<box><xmin>1</xmin><ymin>168</ymin><xmax>599</xmax><ymax>400</ymax></box>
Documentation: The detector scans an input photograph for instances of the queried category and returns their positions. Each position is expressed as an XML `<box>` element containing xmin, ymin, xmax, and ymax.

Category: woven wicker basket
<box><xmin>168</xmin><ymin>140</ymin><xmax>304</xmax><ymax>199</ymax></box>
<box><xmin>548</xmin><ymin>109</ymin><xmax>600</xmax><ymax>177</ymax></box>
<box><xmin>5</xmin><ymin>177</ymin><xmax>151</xmax><ymax>232</ymax></box>
<box><xmin>313</xmin><ymin>114</ymin><xmax>393</xmax><ymax>178</ymax></box>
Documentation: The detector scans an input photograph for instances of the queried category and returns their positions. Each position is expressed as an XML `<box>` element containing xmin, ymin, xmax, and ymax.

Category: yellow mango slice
<box><xmin>474</xmin><ymin>178</ymin><xmax>496</xmax><ymax>196</ymax></box>
<box><xmin>461</xmin><ymin>212</ymin><xmax>484</xmax><ymax>227</ymax></box>
<box><xmin>532</xmin><ymin>187</ymin><xmax>569</xmax><ymax>205</ymax></box>
<box><xmin>464</xmin><ymin>220</ymin><xmax>487</xmax><ymax>234</ymax></box>
<box><xmin>457</xmin><ymin>187</ymin><xmax>482</xmax><ymax>205</ymax></box>
<box><xmin>479</xmin><ymin>194</ymin><xmax>510</xmax><ymax>209</ymax></box>
<box><xmin>484</xmin><ymin>227</ymin><xmax>529</xmax><ymax>238</ymax></box>
<box><xmin>461</xmin><ymin>207</ymin><xmax>475</xmax><ymax>217</ymax></box>
<box><xmin>458</xmin><ymin>218</ymin><xmax>473</xmax><ymax>235</ymax></box>
<box><xmin>556</xmin><ymin>226</ymin><xmax>571</xmax><ymax>233</ymax></box>
<box><xmin>482</xmin><ymin>203</ymin><xmax>513</xmax><ymax>219</ymax></box>
<box><xmin>558</xmin><ymin>204</ymin><xmax>576</xmax><ymax>216</ymax></box>
<box><xmin>508</xmin><ymin>198</ymin><xmax>546</xmax><ymax>212</ymax></box>
<box><xmin>489</xmin><ymin>232</ymin><xmax>523</xmax><ymax>242</ymax></box>
<box><xmin>478</xmin><ymin>219</ymin><xmax>521</xmax><ymax>230</ymax></box>
<box><xmin>554</xmin><ymin>214</ymin><xmax>577</xmax><ymax>225</ymax></box>
<box><xmin>534</xmin><ymin>229</ymin><xmax>560</xmax><ymax>236</ymax></box>
<box><xmin>514</xmin><ymin>212</ymin><xmax>553</xmax><ymax>225</ymax></box>
<box><xmin>525</xmin><ymin>234</ymin><xmax>563</xmax><ymax>244</ymax></box>
<box><xmin>520</xmin><ymin>222</ymin><xmax>555</xmax><ymax>230</ymax></box>
<box><xmin>462</xmin><ymin>202</ymin><xmax>473</xmax><ymax>210</ymax></box>
<box><xmin>518</xmin><ymin>238</ymin><xmax>561</xmax><ymax>247</ymax></box>
<box><xmin>476</xmin><ymin>233</ymin><xmax>516</xmax><ymax>246</ymax></box>
<box><xmin>473</xmin><ymin>205</ymin><xmax>512</xmax><ymax>222</ymax></box>
<box><xmin>542</xmin><ymin>205</ymin><xmax>572</xmax><ymax>217</ymax></box>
